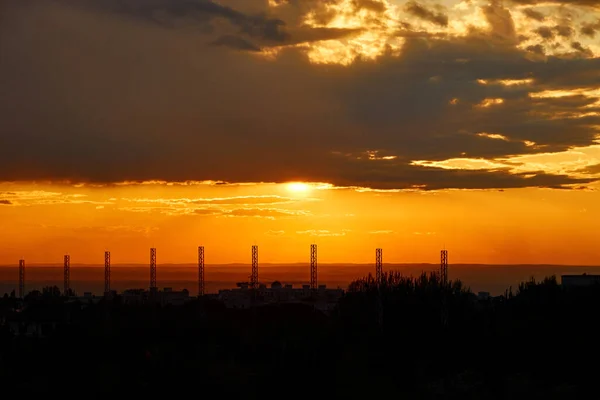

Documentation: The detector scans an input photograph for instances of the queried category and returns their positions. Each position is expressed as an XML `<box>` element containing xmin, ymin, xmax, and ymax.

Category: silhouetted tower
<box><xmin>440</xmin><ymin>249</ymin><xmax>448</xmax><ymax>286</ymax></box>
<box><xmin>310</xmin><ymin>244</ymin><xmax>317</xmax><ymax>290</ymax></box>
<box><xmin>251</xmin><ymin>245</ymin><xmax>258</xmax><ymax>289</ymax></box>
<box><xmin>376</xmin><ymin>248</ymin><xmax>383</xmax><ymax>284</ymax></box>
<box><xmin>104</xmin><ymin>251</ymin><xmax>111</xmax><ymax>295</ymax></box>
<box><xmin>18</xmin><ymin>259</ymin><xmax>25</xmax><ymax>299</ymax></box>
<box><xmin>64</xmin><ymin>255</ymin><xmax>71</xmax><ymax>296</ymax></box>
<box><xmin>198</xmin><ymin>246</ymin><xmax>205</xmax><ymax>297</ymax></box>
<box><xmin>150</xmin><ymin>248</ymin><xmax>157</xmax><ymax>290</ymax></box>
<box><xmin>375</xmin><ymin>249</ymin><xmax>384</xmax><ymax>330</ymax></box>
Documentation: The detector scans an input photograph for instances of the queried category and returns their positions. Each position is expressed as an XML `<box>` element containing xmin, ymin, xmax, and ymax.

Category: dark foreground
<box><xmin>1</xmin><ymin>273</ymin><xmax>599</xmax><ymax>398</ymax></box>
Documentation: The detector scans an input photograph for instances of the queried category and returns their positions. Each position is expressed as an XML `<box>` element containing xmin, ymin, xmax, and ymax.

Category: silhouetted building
<box><xmin>561</xmin><ymin>274</ymin><xmax>600</xmax><ymax>289</ymax></box>
<box><xmin>218</xmin><ymin>281</ymin><xmax>343</xmax><ymax>311</ymax></box>
<box><xmin>122</xmin><ymin>287</ymin><xmax>190</xmax><ymax>306</ymax></box>
<box><xmin>71</xmin><ymin>292</ymin><xmax>103</xmax><ymax>305</ymax></box>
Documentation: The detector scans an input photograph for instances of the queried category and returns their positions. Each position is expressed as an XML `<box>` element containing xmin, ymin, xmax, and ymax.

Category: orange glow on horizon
<box><xmin>0</xmin><ymin>181</ymin><xmax>599</xmax><ymax>266</ymax></box>
<box><xmin>286</xmin><ymin>182</ymin><xmax>311</xmax><ymax>194</ymax></box>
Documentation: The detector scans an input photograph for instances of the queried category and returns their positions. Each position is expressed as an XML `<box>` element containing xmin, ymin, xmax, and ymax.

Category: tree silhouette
<box><xmin>0</xmin><ymin>272</ymin><xmax>599</xmax><ymax>396</ymax></box>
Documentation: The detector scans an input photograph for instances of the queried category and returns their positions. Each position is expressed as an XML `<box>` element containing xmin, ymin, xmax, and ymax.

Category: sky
<box><xmin>1</xmin><ymin>0</ymin><xmax>599</xmax><ymax>266</ymax></box>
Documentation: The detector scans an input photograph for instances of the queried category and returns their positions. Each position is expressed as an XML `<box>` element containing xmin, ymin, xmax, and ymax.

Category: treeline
<box><xmin>1</xmin><ymin>272</ymin><xmax>599</xmax><ymax>398</ymax></box>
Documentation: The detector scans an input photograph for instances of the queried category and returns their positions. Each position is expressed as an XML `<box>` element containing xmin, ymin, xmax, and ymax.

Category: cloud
<box><xmin>73</xmin><ymin>0</ymin><xmax>290</xmax><ymax>42</ymax></box>
<box><xmin>581</xmin><ymin>19</ymin><xmax>600</xmax><ymax>37</ymax></box>
<box><xmin>0</xmin><ymin>0</ymin><xmax>599</xmax><ymax>191</ymax></box>
<box><xmin>535</xmin><ymin>26</ymin><xmax>554</xmax><ymax>39</ymax></box>
<box><xmin>118</xmin><ymin>203</ymin><xmax>311</xmax><ymax>218</ymax></box>
<box><xmin>296</xmin><ymin>229</ymin><xmax>348</xmax><ymax>237</ymax></box>
<box><xmin>0</xmin><ymin>190</ymin><xmax>113</xmax><ymax>206</ymax></box>
<box><xmin>122</xmin><ymin>195</ymin><xmax>301</xmax><ymax>206</ymax></box>
<box><xmin>226</xmin><ymin>208</ymin><xmax>310</xmax><ymax>218</ymax></box>
<box><xmin>265</xmin><ymin>230</ymin><xmax>285</xmax><ymax>236</ymax></box>
<box><xmin>73</xmin><ymin>225</ymin><xmax>159</xmax><ymax>236</ymax></box>
<box><xmin>368</xmin><ymin>230</ymin><xmax>395</xmax><ymax>234</ymax></box>
<box><xmin>0</xmin><ymin>200</ymin><xmax>12</xmax><ymax>205</ymax></box>
<box><xmin>482</xmin><ymin>0</ymin><xmax>517</xmax><ymax>42</ymax></box>
<box><xmin>581</xmin><ymin>163</ymin><xmax>600</xmax><ymax>175</ymax></box>
<box><xmin>555</xmin><ymin>24</ymin><xmax>574</xmax><ymax>38</ymax></box>
<box><xmin>571</xmin><ymin>41</ymin><xmax>593</xmax><ymax>56</ymax></box>
<box><xmin>404</xmin><ymin>2</ymin><xmax>448</xmax><ymax>27</ymax></box>
<box><xmin>509</xmin><ymin>0</ymin><xmax>600</xmax><ymax>7</ymax></box>
<box><xmin>521</xmin><ymin>8</ymin><xmax>546</xmax><ymax>22</ymax></box>
<box><xmin>211</xmin><ymin>35</ymin><xmax>261</xmax><ymax>51</ymax></box>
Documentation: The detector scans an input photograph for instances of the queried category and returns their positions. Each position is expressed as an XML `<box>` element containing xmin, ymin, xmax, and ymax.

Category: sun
<box><xmin>286</xmin><ymin>182</ymin><xmax>311</xmax><ymax>193</ymax></box>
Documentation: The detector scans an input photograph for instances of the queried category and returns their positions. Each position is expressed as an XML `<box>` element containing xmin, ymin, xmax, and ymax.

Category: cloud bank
<box><xmin>0</xmin><ymin>0</ymin><xmax>599</xmax><ymax>190</ymax></box>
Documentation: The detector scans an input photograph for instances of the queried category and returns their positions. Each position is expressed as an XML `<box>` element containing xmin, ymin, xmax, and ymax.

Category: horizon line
<box><xmin>2</xmin><ymin>262</ymin><xmax>600</xmax><ymax>268</ymax></box>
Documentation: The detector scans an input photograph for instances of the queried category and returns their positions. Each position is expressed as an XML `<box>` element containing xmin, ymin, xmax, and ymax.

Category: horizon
<box><xmin>4</xmin><ymin>262</ymin><xmax>600</xmax><ymax>267</ymax></box>
<box><xmin>4</xmin><ymin>263</ymin><xmax>600</xmax><ymax>297</ymax></box>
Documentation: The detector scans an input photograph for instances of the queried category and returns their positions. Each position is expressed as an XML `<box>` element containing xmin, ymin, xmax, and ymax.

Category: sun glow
<box><xmin>286</xmin><ymin>182</ymin><xmax>311</xmax><ymax>193</ymax></box>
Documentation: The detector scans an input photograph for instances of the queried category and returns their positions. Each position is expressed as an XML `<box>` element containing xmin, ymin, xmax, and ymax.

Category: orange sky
<box><xmin>1</xmin><ymin>180</ymin><xmax>599</xmax><ymax>265</ymax></box>
<box><xmin>1</xmin><ymin>0</ymin><xmax>600</xmax><ymax>268</ymax></box>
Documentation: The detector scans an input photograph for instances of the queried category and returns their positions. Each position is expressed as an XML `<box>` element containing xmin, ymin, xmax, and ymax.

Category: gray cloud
<box><xmin>482</xmin><ymin>0</ymin><xmax>517</xmax><ymax>42</ymax></box>
<box><xmin>580</xmin><ymin>163</ymin><xmax>600</xmax><ymax>175</ymax></box>
<box><xmin>0</xmin><ymin>0</ymin><xmax>599</xmax><ymax>190</ymax></box>
<box><xmin>510</xmin><ymin>0</ymin><xmax>600</xmax><ymax>6</ymax></box>
<box><xmin>555</xmin><ymin>24</ymin><xmax>574</xmax><ymax>38</ymax></box>
<box><xmin>535</xmin><ymin>26</ymin><xmax>554</xmax><ymax>39</ymax></box>
<box><xmin>70</xmin><ymin>0</ymin><xmax>290</xmax><ymax>42</ymax></box>
<box><xmin>0</xmin><ymin>200</ymin><xmax>12</xmax><ymax>205</ymax></box>
<box><xmin>211</xmin><ymin>35</ymin><xmax>261</xmax><ymax>51</ymax></box>
<box><xmin>581</xmin><ymin>19</ymin><xmax>600</xmax><ymax>37</ymax></box>
<box><xmin>522</xmin><ymin>8</ymin><xmax>546</xmax><ymax>21</ymax></box>
<box><xmin>571</xmin><ymin>41</ymin><xmax>594</xmax><ymax>56</ymax></box>
<box><xmin>404</xmin><ymin>2</ymin><xmax>448</xmax><ymax>27</ymax></box>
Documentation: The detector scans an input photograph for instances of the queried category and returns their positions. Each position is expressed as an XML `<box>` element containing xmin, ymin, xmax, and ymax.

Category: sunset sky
<box><xmin>1</xmin><ymin>0</ymin><xmax>599</xmax><ymax>266</ymax></box>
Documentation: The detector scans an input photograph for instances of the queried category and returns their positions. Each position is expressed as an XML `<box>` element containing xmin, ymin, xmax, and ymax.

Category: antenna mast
<box><xmin>198</xmin><ymin>246</ymin><xmax>205</xmax><ymax>296</ymax></box>
<box><xmin>64</xmin><ymin>255</ymin><xmax>71</xmax><ymax>296</ymax></box>
<box><xmin>251</xmin><ymin>245</ymin><xmax>258</xmax><ymax>289</ymax></box>
<box><xmin>104</xmin><ymin>251</ymin><xmax>111</xmax><ymax>295</ymax></box>
<box><xmin>310</xmin><ymin>244</ymin><xmax>318</xmax><ymax>290</ymax></box>
<box><xmin>18</xmin><ymin>259</ymin><xmax>25</xmax><ymax>299</ymax></box>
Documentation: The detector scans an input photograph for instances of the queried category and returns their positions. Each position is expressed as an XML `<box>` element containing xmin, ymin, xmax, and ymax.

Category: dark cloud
<box><xmin>0</xmin><ymin>0</ymin><xmax>599</xmax><ymax>190</ymax></box>
<box><xmin>332</xmin><ymin>167</ymin><xmax>595</xmax><ymax>191</ymax></box>
<box><xmin>526</xmin><ymin>44</ymin><xmax>545</xmax><ymax>55</ymax></box>
<box><xmin>510</xmin><ymin>0</ymin><xmax>600</xmax><ymax>6</ymax></box>
<box><xmin>351</xmin><ymin>0</ymin><xmax>387</xmax><ymax>13</ymax></box>
<box><xmin>404</xmin><ymin>2</ymin><xmax>448</xmax><ymax>27</ymax></box>
<box><xmin>571</xmin><ymin>41</ymin><xmax>594</xmax><ymax>56</ymax></box>
<box><xmin>522</xmin><ymin>8</ymin><xmax>546</xmax><ymax>21</ymax></box>
<box><xmin>482</xmin><ymin>0</ymin><xmax>517</xmax><ymax>42</ymax></box>
<box><xmin>555</xmin><ymin>24</ymin><xmax>574</xmax><ymax>38</ymax></box>
<box><xmin>211</xmin><ymin>35</ymin><xmax>261</xmax><ymax>51</ymax></box>
<box><xmin>64</xmin><ymin>0</ymin><xmax>364</xmax><ymax>48</ymax></box>
<box><xmin>535</xmin><ymin>26</ymin><xmax>554</xmax><ymax>39</ymax></box>
<box><xmin>70</xmin><ymin>0</ymin><xmax>289</xmax><ymax>42</ymax></box>
<box><xmin>581</xmin><ymin>19</ymin><xmax>600</xmax><ymax>37</ymax></box>
<box><xmin>580</xmin><ymin>163</ymin><xmax>600</xmax><ymax>175</ymax></box>
<box><xmin>0</xmin><ymin>200</ymin><xmax>12</xmax><ymax>205</ymax></box>
<box><xmin>193</xmin><ymin>209</ymin><xmax>222</xmax><ymax>216</ymax></box>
